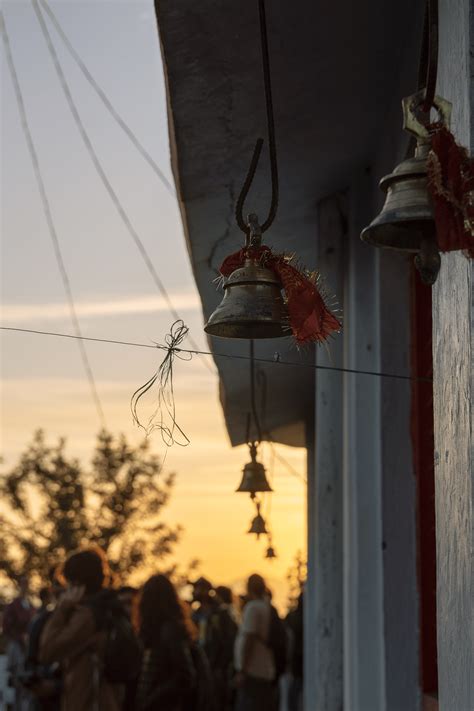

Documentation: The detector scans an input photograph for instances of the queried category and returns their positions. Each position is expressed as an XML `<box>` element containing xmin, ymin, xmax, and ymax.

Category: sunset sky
<box><xmin>1</xmin><ymin>0</ymin><xmax>306</xmax><ymax>609</ymax></box>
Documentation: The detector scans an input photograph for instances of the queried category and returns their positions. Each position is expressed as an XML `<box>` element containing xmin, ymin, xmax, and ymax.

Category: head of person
<box><xmin>118</xmin><ymin>585</ymin><xmax>138</xmax><ymax>619</ymax></box>
<box><xmin>192</xmin><ymin>577</ymin><xmax>214</xmax><ymax>605</ymax></box>
<box><xmin>62</xmin><ymin>546</ymin><xmax>110</xmax><ymax>595</ymax></box>
<box><xmin>215</xmin><ymin>585</ymin><xmax>233</xmax><ymax>606</ymax></box>
<box><xmin>138</xmin><ymin>574</ymin><xmax>197</xmax><ymax>648</ymax></box>
<box><xmin>247</xmin><ymin>574</ymin><xmax>267</xmax><ymax>600</ymax></box>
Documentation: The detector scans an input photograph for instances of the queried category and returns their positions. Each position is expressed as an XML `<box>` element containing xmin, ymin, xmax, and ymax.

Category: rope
<box><xmin>0</xmin><ymin>326</ymin><xmax>433</xmax><ymax>383</ymax></box>
<box><xmin>235</xmin><ymin>139</ymin><xmax>264</xmax><ymax>235</ymax></box>
<box><xmin>1</xmin><ymin>11</ymin><xmax>105</xmax><ymax>428</ymax></box>
<box><xmin>235</xmin><ymin>0</ymin><xmax>279</xmax><ymax>235</ymax></box>
<box><xmin>258</xmin><ymin>0</ymin><xmax>278</xmax><ymax>233</ymax></box>
<box><xmin>31</xmin><ymin>0</ymin><xmax>215</xmax><ymax>376</ymax></box>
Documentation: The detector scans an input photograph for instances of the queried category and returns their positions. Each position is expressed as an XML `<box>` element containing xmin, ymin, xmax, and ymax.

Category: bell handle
<box><xmin>402</xmin><ymin>90</ymin><xmax>452</xmax><ymax>140</ymax></box>
<box><xmin>246</xmin><ymin>213</ymin><xmax>263</xmax><ymax>248</ymax></box>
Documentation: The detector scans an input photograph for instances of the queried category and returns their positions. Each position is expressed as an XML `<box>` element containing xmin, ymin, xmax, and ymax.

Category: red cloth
<box><xmin>219</xmin><ymin>245</ymin><xmax>341</xmax><ymax>344</ymax></box>
<box><xmin>427</xmin><ymin>125</ymin><xmax>474</xmax><ymax>257</ymax></box>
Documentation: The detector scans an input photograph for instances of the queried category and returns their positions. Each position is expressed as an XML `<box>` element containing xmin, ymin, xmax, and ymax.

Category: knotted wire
<box><xmin>130</xmin><ymin>320</ymin><xmax>191</xmax><ymax>445</ymax></box>
<box><xmin>235</xmin><ymin>0</ymin><xmax>279</xmax><ymax>236</ymax></box>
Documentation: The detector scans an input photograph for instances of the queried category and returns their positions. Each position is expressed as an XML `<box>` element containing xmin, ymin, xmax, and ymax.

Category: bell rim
<box><xmin>361</xmin><ymin>217</ymin><xmax>435</xmax><ymax>252</ymax></box>
<box><xmin>204</xmin><ymin>320</ymin><xmax>291</xmax><ymax>339</ymax></box>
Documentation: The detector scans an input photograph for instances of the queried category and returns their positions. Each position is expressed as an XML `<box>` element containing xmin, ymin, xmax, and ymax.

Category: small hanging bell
<box><xmin>205</xmin><ymin>215</ymin><xmax>289</xmax><ymax>338</ymax></box>
<box><xmin>248</xmin><ymin>502</ymin><xmax>267</xmax><ymax>539</ymax></box>
<box><xmin>236</xmin><ymin>443</ymin><xmax>273</xmax><ymax>494</ymax></box>
<box><xmin>265</xmin><ymin>544</ymin><xmax>277</xmax><ymax>559</ymax></box>
<box><xmin>361</xmin><ymin>91</ymin><xmax>452</xmax><ymax>285</ymax></box>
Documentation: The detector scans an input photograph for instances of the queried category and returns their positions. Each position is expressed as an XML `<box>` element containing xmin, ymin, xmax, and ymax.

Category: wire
<box><xmin>422</xmin><ymin>0</ymin><xmax>438</xmax><ymax>111</ymax></box>
<box><xmin>249</xmin><ymin>340</ymin><xmax>264</xmax><ymax>443</ymax></box>
<box><xmin>268</xmin><ymin>441</ymin><xmax>307</xmax><ymax>484</ymax></box>
<box><xmin>0</xmin><ymin>326</ymin><xmax>433</xmax><ymax>383</ymax></box>
<box><xmin>258</xmin><ymin>0</ymin><xmax>278</xmax><ymax>233</ymax></box>
<box><xmin>37</xmin><ymin>0</ymin><xmax>175</xmax><ymax>197</ymax></box>
<box><xmin>31</xmin><ymin>0</ymin><xmax>215</xmax><ymax>376</ymax></box>
<box><xmin>1</xmin><ymin>11</ymin><xmax>105</xmax><ymax>428</ymax></box>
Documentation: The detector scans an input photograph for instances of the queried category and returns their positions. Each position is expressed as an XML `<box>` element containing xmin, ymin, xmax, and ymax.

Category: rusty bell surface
<box><xmin>204</xmin><ymin>256</ymin><xmax>288</xmax><ymax>338</ymax></box>
<box><xmin>361</xmin><ymin>91</ymin><xmax>452</xmax><ymax>285</ymax></box>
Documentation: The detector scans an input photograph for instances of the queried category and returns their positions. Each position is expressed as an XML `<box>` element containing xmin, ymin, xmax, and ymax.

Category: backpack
<box><xmin>267</xmin><ymin>605</ymin><xmax>288</xmax><ymax>679</ymax></box>
<box><xmin>189</xmin><ymin>642</ymin><xmax>217</xmax><ymax>711</ymax></box>
<box><xmin>102</xmin><ymin>607</ymin><xmax>142</xmax><ymax>683</ymax></box>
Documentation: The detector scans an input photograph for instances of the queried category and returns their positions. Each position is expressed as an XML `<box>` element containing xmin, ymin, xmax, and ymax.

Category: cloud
<box><xmin>1</xmin><ymin>292</ymin><xmax>202</xmax><ymax>323</ymax></box>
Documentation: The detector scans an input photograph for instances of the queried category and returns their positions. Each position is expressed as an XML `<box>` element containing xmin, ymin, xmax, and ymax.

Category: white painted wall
<box><xmin>432</xmin><ymin>1</ymin><xmax>474</xmax><ymax>709</ymax></box>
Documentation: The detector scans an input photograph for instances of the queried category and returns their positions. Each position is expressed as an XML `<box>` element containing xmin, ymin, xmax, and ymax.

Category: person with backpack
<box><xmin>234</xmin><ymin>574</ymin><xmax>282</xmax><ymax>711</ymax></box>
<box><xmin>39</xmin><ymin>546</ymin><xmax>140</xmax><ymax>711</ymax></box>
<box><xmin>136</xmin><ymin>574</ymin><xmax>215</xmax><ymax>711</ymax></box>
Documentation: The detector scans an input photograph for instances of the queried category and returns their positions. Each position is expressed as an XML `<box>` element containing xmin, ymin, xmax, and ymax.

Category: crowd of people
<box><xmin>1</xmin><ymin>546</ymin><xmax>303</xmax><ymax>711</ymax></box>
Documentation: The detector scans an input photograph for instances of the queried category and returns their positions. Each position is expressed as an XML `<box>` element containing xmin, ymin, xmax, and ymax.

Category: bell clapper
<box><xmin>247</xmin><ymin>213</ymin><xmax>263</xmax><ymax>249</ymax></box>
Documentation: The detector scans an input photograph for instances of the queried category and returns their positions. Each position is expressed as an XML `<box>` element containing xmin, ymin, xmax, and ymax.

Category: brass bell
<box><xmin>204</xmin><ymin>214</ymin><xmax>289</xmax><ymax>339</ymax></box>
<box><xmin>265</xmin><ymin>544</ymin><xmax>277</xmax><ymax>560</ymax></box>
<box><xmin>361</xmin><ymin>91</ymin><xmax>452</xmax><ymax>285</ymax></box>
<box><xmin>248</xmin><ymin>503</ymin><xmax>267</xmax><ymax>539</ymax></box>
<box><xmin>236</xmin><ymin>443</ymin><xmax>273</xmax><ymax>494</ymax></box>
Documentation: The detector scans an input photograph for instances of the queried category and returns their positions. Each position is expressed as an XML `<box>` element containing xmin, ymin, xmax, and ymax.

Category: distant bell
<box><xmin>265</xmin><ymin>545</ymin><xmax>277</xmax><ymax>559</ymax></box>
<box><xmin>236</xmin><ymin>443</ymin><xmax>273</xmax><ymax>494</ymax></box>
<box><xmin>361</xmin><ymin>92</ymin><xmax>452</xmax><ymax>285</ymax></box>
<box><xmin>248</xmin><ymin>503</ymin><xmax>267</xmax><ymax>539</ymax></box>
<box><xmin>204</xmin><ymin>257</ymin><xmax>289</xmax><ymax>339</ymax></box>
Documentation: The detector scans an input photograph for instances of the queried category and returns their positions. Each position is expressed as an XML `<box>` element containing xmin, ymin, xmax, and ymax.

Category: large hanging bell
<box><xmin>248</xmin><ymin>503</ymin><xmax>267</xmax><ymax>539</ymax></box>
<box><xmin>204</xmin><ymin>214</ymin><xmax>289</xmax><ymax>338</ymax></box>
<box><xmin>236</xmin><ymin>443</ymin><xmax>273</xmax><ymax>494</ymax></box>
<box><xmin>361</xmin><ymin>91</ymin><xmax>452</xmax><ymax>285</ymax></box>
<box><xmin>205</xmin><ymin>257</ymin><xmax>288</xmax><ymax>338</ymax></box>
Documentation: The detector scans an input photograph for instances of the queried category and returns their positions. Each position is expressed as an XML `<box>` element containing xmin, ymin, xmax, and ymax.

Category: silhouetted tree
<box><xmin>0</xmin><ymin>430</ymin><xmax>193</xmax><ymax>588</ymax></box>
<box><xmin>286</xmin><ymin>550</ymin><xmax>307</xmax><ymax>611</ymax></box>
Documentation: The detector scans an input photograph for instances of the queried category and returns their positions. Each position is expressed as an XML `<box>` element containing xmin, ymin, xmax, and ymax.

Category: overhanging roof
<box><xmin>155</xmin><ymin>0</ymin><xmax>423</xmax><ymax>447</ymax></box>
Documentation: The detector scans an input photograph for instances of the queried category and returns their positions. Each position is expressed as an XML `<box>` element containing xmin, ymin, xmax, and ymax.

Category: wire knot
<box><xmin>130</xmin><ymin>320</ymin><xmax>191</xmax><ymax>446</ymax></box>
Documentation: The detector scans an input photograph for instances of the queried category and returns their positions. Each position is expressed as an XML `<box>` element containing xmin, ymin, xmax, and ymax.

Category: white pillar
<box><xmin>342</xmin><ymin>172</ymin><xmax>386</xmax><ymax>711</ymax></box>
<box><xmin>304</xmin><ymin>194</ymin><xmax>344</xmax><ymax>711</ymax></box>
<box><xmin>433</xmin><ymin>1</ymin><xmax>474</xmax><ymax>706</ymax></box>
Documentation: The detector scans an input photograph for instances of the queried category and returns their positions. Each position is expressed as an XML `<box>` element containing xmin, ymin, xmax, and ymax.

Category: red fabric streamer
<box><xmin>427</xmin><ymin>125</ymin><xmax>474</xmax><ymax>257</ymax></box>
<box><xmin>219</xmin><ymin>245</ymin><xmax>341</xmax><ymax>345</ymax></box>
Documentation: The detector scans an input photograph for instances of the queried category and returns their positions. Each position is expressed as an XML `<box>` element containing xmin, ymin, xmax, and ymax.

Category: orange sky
<box><xmin>1</xmin><ymin>0</ymin><xmax>306</xmax><ymax>613</ymax></box>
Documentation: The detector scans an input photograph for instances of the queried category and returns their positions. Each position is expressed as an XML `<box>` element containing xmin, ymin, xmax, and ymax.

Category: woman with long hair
<box><xmin>135</xmin><ymin>574</ymin><xmax>198</xmax><ymax>711</ymax></box>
